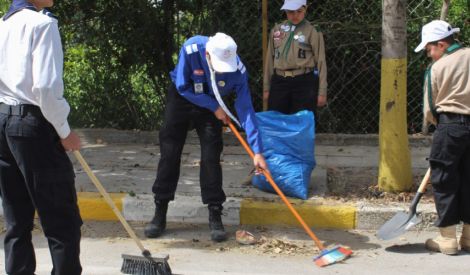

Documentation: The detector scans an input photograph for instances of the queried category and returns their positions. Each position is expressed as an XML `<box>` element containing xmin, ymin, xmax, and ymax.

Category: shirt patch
<box><xmin>185</xmin><ymin>44</ymin><xmax>199</xmax><ymax>55</ymax></box>
<box><xmin>294</xmin><ymin>33</ymin><xmax>305</xmax><ymax>43</ymax></box>
<box><xmin>281</xmin><ymin>25</ymin><xmax>293</xmax><ymax>32</ymax></box>
<box><xmin>193</xmin><ymin>69</ymin><xmax>204</xmax><ymax>76</ymax></box>
<box><xmin>194</xmin><ymin>83</ymin><xmax>204</xmax><ymax>94</ymax></box>
<box><xmin>273</xmin><ymin>30</ymin><xmax>286</xmax><ymax>43</ymax></box>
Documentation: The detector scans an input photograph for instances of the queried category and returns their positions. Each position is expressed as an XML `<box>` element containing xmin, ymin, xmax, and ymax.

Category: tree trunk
<box><xmin>440</xmin><ymin>0</ymin><xmax>451</xmax><ymax>20</ymax></box>
<box><xmin>378</xmin><ymin>0</ymin><xmax>413</xmax><ymax>192</ymax></box>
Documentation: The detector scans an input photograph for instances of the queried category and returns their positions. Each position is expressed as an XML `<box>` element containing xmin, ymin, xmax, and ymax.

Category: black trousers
<box><xmin>429</xmin><ymin>113</ymin><xmax>470</xmax><ymax>227</ymax></box>
<box><xmin>0</xmin><ymin>104</ymin><xmax>82</xmax><ymax>275</ymax></box>
<box><xmin>268</xmin><ymin>72</ymin><xmax>319</xmax><ymax>117</ymax></box>
<box><xmin>152</xmin><ymin>84</ymin><xmax>226</xmax><ymax>205</ymax></box>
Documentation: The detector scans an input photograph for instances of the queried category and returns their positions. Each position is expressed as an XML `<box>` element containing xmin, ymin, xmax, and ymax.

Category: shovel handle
<box><xmin>73</xmin><ymin>151</ymin><xmax>148</xmax><ymax>254</ymax></box>
<box><xmin>417</xmin><ymin>168</ymin><xmax>431</xmax><ymax>193</ymax></box>
<box><xmin>409</xmin><ymin>168</ymin><xmax>431</xmax><ymax>213</ymax></box>
<box><xmin>227</xmin><ymin>122</ymin><xmax>326</xmax><ymax>251</ymax></box>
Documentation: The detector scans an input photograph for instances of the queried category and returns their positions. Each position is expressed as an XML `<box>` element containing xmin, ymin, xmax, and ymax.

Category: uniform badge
<box><xmin>194</xmin><ymin>69</ymin><xmax>204</xmax><ymax>76</ymax></box>
<box><xmin>281</xmin><ymin>24</ymin><xmax>291</xmax><ymax>32</ymax></box>
<box><xmin>298</xmin><ymin>49</ymin><xmax>306</xmax><ymax>59</ymax></box>
<box><xmin>294</xmin><ymin>33</ymin><xmax>305</xmax><ymax>43</ymax></box>
<box><xmin>218</xmin><ymin>81</ymin><xmax>225</xmax><ymax>87</ymax></box>
<box><xmin>194</xmin><ymin>83</ymin><xmax>204</xmax><ymax>94</ymax></box>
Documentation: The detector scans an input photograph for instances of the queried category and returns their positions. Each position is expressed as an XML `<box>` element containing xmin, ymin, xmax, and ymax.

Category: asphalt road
<box><xmin>0</xmin><ymin>221</ymin><xmax>469</xmax><ymax>275</ymax></box>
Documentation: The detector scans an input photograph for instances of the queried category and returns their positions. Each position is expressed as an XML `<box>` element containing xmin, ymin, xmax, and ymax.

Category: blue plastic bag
<box><xmin>251</xmin><ymin>110</ymin><xmax>316</xmax><ymax>200</ymax></box>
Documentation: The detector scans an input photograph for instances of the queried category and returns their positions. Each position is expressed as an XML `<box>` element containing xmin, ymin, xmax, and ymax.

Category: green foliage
<box><xmin>0</xmin><ymin>0</ymin><xmax>9</xmax><ymax>16</ymax></box>
<box><xmin>1</xmin><ymin>0</ymin><xmax>468</xmax><ymax>133</ymax></box>
<box><xmin>54</xmin><ymin>0</ymin><xmax>175</xmax><ymax>130</ymax></box>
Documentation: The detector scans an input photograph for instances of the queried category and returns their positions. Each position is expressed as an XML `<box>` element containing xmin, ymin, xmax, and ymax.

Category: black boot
<box><xmin>208</xmin><ymin>204</ymin><xmax>227</xmax><ymax>242</ymax></box>
<box><xmin>144</xmin><ymin>199</ymin><xmax>169</xmax><ymax>238</ymax></box>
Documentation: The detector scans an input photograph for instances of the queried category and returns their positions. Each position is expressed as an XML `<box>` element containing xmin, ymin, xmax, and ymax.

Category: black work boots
<box><xmin>144</xmin><ymin>200</ymin><xmax>169</xmax><ymax>238</ymax></box>
<box><xmin>208</xmin><ymin>204</ymin><xmax>227</xmax><ymax>242</ymax></box>
<box><xmin>145</xmin><ymin>201</ymin><xmax>227</xmax><ymax>242</ymax></box>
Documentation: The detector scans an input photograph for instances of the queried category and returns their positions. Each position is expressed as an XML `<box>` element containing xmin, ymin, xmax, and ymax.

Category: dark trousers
<box><xmin>0</xmin><ymin>104</ymin><xmax>82</xmax><ymax>275</ymax></box>
<box><xmin>152</xmin><ymin>84</ymin><xmax>226</xmax><ymax>205</ymax></box>
<box><xmin>429</xmin><ymin>113</ymin><xmax>470</xmax><ymax>227</ymax></box>
<box><xmin>268</xmin><ymin>72</ymin><xmax>319</xmax><ymax>118</ymax></box>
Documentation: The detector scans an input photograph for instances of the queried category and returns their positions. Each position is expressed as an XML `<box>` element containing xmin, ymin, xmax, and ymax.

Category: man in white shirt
<box><xmin>0</xmin><ymin>0</ymin><xmax>82</xmax><ymax>274</ymax></box>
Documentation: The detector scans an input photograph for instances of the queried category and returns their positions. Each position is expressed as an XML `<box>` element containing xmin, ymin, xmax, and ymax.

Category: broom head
<box><xmin>121</xmin><ymin>253</ymin><xmax>172</xmax><ymax>275</ymax></box>
<box><xmin>313</xmin><ymin>246</ymin><xmax>352</xmax><ymax>267</ymax></box>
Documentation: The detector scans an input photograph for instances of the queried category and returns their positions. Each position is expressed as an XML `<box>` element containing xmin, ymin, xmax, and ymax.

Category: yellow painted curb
<box><xmin>240</xmin><ymin>199</ymin><xmax>356</xmax><ymax>229</ymax></box>
<box><xmin>77</xmin><ymin>192</ymin><xmax>125</xmax><ymax>221</ymax></box>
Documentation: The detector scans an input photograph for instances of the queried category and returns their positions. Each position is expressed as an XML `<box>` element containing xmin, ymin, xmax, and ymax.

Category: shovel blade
<box><xmin>377</xmin><ymin>211</ymin><xmax>421</xmax><ymax>240</ymax></box>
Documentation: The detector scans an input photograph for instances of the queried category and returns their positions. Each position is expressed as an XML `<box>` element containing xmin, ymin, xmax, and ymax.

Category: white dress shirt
<box><xmin>0</xmin><ymin>9</ymin><xmax>71</xmax><ymax>138</ymax></box>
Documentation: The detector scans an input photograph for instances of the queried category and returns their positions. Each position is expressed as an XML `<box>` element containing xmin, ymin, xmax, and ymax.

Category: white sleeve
<box><xmin>31</xmin><ymin>20</ymin><xmax>71</xmax><ymax>139</ymax></box>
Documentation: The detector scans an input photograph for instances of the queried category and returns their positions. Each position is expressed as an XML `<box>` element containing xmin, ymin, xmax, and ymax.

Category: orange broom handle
<box><xmin>228</xmin><ymin>122</ymin><xmax>326</xmax><ymax>250</ymax></box>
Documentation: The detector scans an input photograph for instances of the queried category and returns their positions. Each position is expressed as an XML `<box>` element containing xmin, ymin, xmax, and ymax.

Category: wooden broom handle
<box><xmin>73</xmin><ymin>151</ymin><xmax>147</xmax><ymax>253</ymax></box>
<box><xmin>227</xmin><ymin>122</ymin><xmax>326</xmax><ymax>250</ymax></box>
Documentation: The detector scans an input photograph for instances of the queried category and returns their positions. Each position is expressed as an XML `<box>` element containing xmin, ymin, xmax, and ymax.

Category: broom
<box><xmin>73</xmin><ymin>151</ymin><xmax>172</xmax><ymax>275</ymax></box>
<box><xmin>227</xmin><ymin>122</ymin><xmax>352</xmax><ymax>267</ymax></box>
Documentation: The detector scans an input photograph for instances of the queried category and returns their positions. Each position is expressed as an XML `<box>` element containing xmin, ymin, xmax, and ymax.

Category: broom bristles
<box><xmin>121</xmin><ymin>254</ymin><xmax>172</xmax><ymax>275</ymax></box>
<box><xmin>313</xmin><ymin>246</ymin><xmax>353</xmax><ymax>267</ymax></box>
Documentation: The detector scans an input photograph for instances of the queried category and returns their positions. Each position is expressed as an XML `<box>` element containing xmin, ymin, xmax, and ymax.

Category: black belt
<box><xmin>438</xmin><ymin>112</ymin><xmax>470</xmax><ymax>125</ymax></box>
<box><xmin>0</xmin><ymin>103</ymin><xmax>42</xmax><ymax>117</ymax></box>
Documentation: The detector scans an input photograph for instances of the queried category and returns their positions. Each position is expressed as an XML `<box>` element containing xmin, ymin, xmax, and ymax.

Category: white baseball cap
<box><xmin>414</xmin><ymin>20</ymin><xmax>460</xmax><ymax>52</ymax></box>
<box><xmin>280</xmin><ymin>0</ymin><xmax>306</xmax><ymax>11</ymax></box>
<box><xmin>206</xmin><ymin>33</ymin><xmax>238</xmax><ymax>73</ymax></box>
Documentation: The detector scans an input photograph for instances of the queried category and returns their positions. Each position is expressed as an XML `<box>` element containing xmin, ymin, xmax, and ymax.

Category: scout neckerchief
<box><xmin>3</xmin><ymin>0</ymin><xmax>37</xmax><ymax>21</ymax></box>
<box><xmin>206</xmin><ymin>56</ymin><xmax>241</xmax><ymax>128</ymax></box>
<box><xmin>424</xmin><ymin>43</ymin><xmax>463</xmax><ymax>119</ymax></box>
<box><xmin>281</xmin><ymin>19</ymin><xmax>306</xmax><ymax>60</ymax></box>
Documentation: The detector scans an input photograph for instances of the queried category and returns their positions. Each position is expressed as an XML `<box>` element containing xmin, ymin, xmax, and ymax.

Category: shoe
<box><xmin>425</xmin><ymin>225</ymin><xmax>458</xmax><ymax>255</ymax></box>
<box><xmin>144</xmin><ymin>200</ymin><xmax>169</xmax><ymax>238</ymax></box>
<box><xmin>208</xmin><ymin>204</ymin><xmax>227</xmax><ymax>242</ymax></box>
<box><xmin>460</xmin><ymin>223</ymin><xmax>470</xmax><ymax>252</ymax></box>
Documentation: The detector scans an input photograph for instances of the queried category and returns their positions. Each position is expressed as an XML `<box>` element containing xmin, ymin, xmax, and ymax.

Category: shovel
<box><xmin>377</xmin><ymin>168</ymin><xmax>431</xmax><ymax>240</ymax></box>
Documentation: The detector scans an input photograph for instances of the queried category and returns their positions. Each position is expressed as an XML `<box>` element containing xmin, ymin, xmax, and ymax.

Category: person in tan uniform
<box><xmin>263</xmin><ymin>0</ymin><xmax>327</xmax><ymax>117</ymax></box>
<box><xmin>415</xmin><ymin>20</ymin><xmax>470</xmax><ymax>255</ymax></box>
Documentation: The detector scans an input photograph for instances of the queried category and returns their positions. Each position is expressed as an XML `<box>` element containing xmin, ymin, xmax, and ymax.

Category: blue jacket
<box><xmin>170</xmin><ymin>36</ymin><xmax>263</xmax><ymax>154</ymax></box>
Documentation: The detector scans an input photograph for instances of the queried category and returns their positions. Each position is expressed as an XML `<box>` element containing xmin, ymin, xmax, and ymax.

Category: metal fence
<box><xmin>1</xmin><ymin>0</ymin><xmax>468</xmax><ymax>133</ymax></box>
<box><xmin>191</xmin><ymin>0</ymin><xmax>468</xmax><ymax>134</ymax></box>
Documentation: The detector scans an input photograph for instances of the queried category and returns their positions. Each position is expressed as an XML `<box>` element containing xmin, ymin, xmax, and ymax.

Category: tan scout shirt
<box><xmin>423</xmin><ymin>46</ymin><xmax>470</xmax><ymax>125</ymax></box>
<box><xmin>263</xmin><ymin>20</ymin><xmax>327</xmax><ymax>96</ymax></box>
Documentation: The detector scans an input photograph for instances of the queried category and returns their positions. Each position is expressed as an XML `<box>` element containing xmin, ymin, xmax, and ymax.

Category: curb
<box><xmin>0</xmin><ymin>192</ymin><xmax>438</xmax><ymax>231</ymax></box>
<box><xmin>74</xmin><ymin>192</ymin><xmax>437</xmax><ymax>231</ymax></box>
<box><xmin>75</xmin><ymin>128</ymin><xmax>433</xmax><ymax>147</ymax></box>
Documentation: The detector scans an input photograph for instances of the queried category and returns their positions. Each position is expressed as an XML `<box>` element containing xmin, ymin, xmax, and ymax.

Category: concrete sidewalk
<box><xmin>1</xmin><ymin>129</ymin><xmax>438</xmax><ymax>231</ymax></box>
